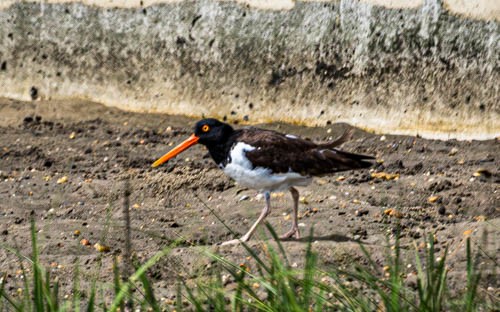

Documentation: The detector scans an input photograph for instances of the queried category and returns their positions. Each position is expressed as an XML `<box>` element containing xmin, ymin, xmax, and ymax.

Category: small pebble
<box><xmin>437</xmin><ymin>206</ymin><xmax>446</xmax><ymax>215</ymax></box>
<box><xmin>463</xmin><ymin>229</ymin><xmax>473</xmax><ymax>236</ymax></box>
<box><xmin>94</xmin><ymin>243</ymin><xmax>110</xmax><ymax>252</ymax></box>
<box><xmin>428</xmin><ymin>195</ymin><xmax>440</xmax><ymax>203</ymax></box>
<box><xmin>238</xmin><ymin>195</ymin><xmax>250</xmax><ymax>201</ymax></box>
<box><xmin>56</xmin><ymin>176</ymin><xmax>68</xmax><ymax>184</ymax></box>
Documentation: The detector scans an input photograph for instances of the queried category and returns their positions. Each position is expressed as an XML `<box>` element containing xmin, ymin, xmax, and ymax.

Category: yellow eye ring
<box><xmin>201</xmin><ymin>125</ymin><xmax>210</xmax><ymax>132</ymax></box>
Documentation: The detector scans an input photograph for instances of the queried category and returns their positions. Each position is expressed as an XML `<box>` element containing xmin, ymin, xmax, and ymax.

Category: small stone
<box><xmin>448</xmin><ymin>147</ymin><xmax>458</xmax><ymax>156</ymax></box>
<box><xmin>94</xmin><ymin>243</ymin><xmax>110</xmax><ymax>252</ymax></box>
<box><xmin>473</xmin><ymin>215</ymin><xmax>486</xmax><ymax>222</ymax></box>
<box><xmin>73</xmin><ymin>230</ymin><xmax>81</xmax><ymax>237</ymax></box>
<box><xmin>371</xmin><ymin>172</ymin><xmax>399</xmax><ymax>180</ymax></box>
<box><xmin>80</xmin><ymin>239</ymin><xmax>90</xmax><ymax>246</ymax></box>
<box><xmin>299</xmin><ymin>196</ymin><xmax>308</xmax><ymax>204</ymax></box>
<box><xmin>355</xmin><ymin>209</ymin><xmax>369</xmax><ymax>217</ymax></box>
<box><xmin>463</xmin><ymin>229</ymin><xmax>473</xmax><ymax>236</ymax></box>
<box><xmin>383</xmin><ymin>208</ymin><xmax>403</xmax><ymax>218</ymax></box>
<box><xmin>315</xmin><ymin>178</ymin><xmax>328</xmax><ymax>185</ymax></box>
<box><xmin>238</xmin><ymin>195</ymin><xmax>250</xmax><ymax>201</ymax></box>
<box><xmin>380</xmin><ymin>135</ymin><xmax>386</xmax><ymax>141</ymax></box>
<box><xmin>132</xmin><ymin>203</ymin><xmax>140</xmax><ymax>209</ymax></box>
<box><xmin>428</xmin><ymin>195</ymin><xmax>440</xmax><ymax>203</ymax></box>
<box><xmin>336</xmin><ymin>176</ymin><xmax>345</xmax><ymax>182</ymax></box>
<box><xmin>406</xmin><ymin>272</ymin><xmax>418</xmax><ymax>289</ymax></box>
<box><xmin>473</xmin><ymin>168</ymin><xmax>491</xmax><ymax>178</ymax></box>
<box><xmin>69</xmin><ymin>132</ymin><xmax>76</xmax><ymax>139</ymax></box>
<box><xmin>56</xmin><ymin>176</ymin><xmax>68</xmax><ymax>184</ymax></box>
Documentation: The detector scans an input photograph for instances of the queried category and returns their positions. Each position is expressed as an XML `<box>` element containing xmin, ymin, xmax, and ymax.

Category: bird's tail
<box><xmin>314</xmin><ymin>129</ymin><xmax>375</xmax><ymax>173</ymax></box>
<box><xmin>333</xmin><ymin>149</ymin><xmax>375</xmax><ymax>170</ymax></box>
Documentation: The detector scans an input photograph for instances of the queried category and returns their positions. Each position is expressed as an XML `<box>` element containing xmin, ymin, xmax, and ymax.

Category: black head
<box><xmin>193</xmin><ymin>118</ymin><xmax>234</xmax><ymax>146</ymax></box>
<box><xmin>151</xmin><ymin>118</ymin><xmax>234</xmax><ymax>168</ymax></box>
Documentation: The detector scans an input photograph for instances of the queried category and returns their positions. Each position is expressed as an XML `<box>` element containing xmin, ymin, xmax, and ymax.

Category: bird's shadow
<box><xmin>280</xmin><ymin>233</ymin><xmax>356</xmax><ymax>243</ymax></box>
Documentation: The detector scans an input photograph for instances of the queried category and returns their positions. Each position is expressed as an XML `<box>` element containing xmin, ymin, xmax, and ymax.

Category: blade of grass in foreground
<box><xmin>465</xmin><ymin>237</ymin><xmax>480</xmax><ymax>312</ymax></box>
<box><xmin>137</xmin><ymin>263</ymin><xmax>160</xmax><ymax>311</ymax></box>
<box><xmin>31</xmin><ymin>219</ymin><xmax>44</xmax><ymax>312</ymax></box>
<box><xmin>108</xmin><ymin>245</ymin><xmax>173</xmax><ymax>312</ymax></box>
<box><xmin>85</xmin><ymin>280</ymin><xmax>97</xmax><ymax>312</ymax></box>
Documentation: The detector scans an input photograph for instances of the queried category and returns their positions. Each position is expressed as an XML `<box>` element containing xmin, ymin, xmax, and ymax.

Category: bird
<box><xmin>152</xmin><ymin>118</ymin><xmax>374</xmax><ymax>245</ymax></box>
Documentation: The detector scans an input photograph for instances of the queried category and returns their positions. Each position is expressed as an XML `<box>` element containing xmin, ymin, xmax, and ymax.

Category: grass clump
<box><xmin>0</xmin><ymin>218</ymin><xmax>173</xmax><ymax>312</ymax></box>
<box><xmin>177</xmin><ymin>225</ymin><xmax>496</xmax><ymax>311</ymax></box>
<box><xmin>1</xmin><ymin>220</ymin><xmax>497</xmax><ymax>311</ymax></box>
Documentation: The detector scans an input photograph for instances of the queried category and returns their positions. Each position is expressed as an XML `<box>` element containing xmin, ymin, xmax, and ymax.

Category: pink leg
<box><xmin>280</xmin><ymin>187</ymin><xmax>300</xmax><ymax>239</ymax></box>
<box><xmin>221</xmin><ymin>192</ymin><xmax>271</xmax><ymax>245</ymax></box>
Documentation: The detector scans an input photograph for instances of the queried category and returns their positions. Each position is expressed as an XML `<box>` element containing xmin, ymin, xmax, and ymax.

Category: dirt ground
<box><xmin>0</xmin><ymin>97</ymin><xmax>498</xmax><ymax>304</ymax></box>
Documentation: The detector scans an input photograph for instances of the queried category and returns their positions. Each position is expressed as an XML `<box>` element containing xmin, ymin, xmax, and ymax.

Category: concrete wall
<box><xmin>0</xmin><ymin>0</ymin><xmax>498</xmax><ymax>139</ymax></box>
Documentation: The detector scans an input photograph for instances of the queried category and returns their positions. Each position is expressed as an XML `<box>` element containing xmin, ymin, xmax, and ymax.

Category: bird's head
<box><xmin>152</xmin><ymin>118</ymin><xmax>233</xmax><ymax>168</ymax></box>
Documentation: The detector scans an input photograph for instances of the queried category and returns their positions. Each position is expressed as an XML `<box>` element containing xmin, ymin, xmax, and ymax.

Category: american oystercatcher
<box><xmin>152</xmin><ymin>118</ymin><xmax>374</xmax><ymax>245</ymax></box>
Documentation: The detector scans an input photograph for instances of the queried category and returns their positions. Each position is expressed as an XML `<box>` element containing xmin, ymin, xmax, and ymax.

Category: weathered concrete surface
<box><xmin>0</xmin><ymin>0</ymin><xmax>498</xmax><ymax>139</ymax></box>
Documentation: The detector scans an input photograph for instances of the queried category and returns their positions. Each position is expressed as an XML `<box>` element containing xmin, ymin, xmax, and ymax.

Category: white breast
<box><xmin>223</xmin><ymin>142</ymin><xmax>312</xmax><ymax>191</ymax></box>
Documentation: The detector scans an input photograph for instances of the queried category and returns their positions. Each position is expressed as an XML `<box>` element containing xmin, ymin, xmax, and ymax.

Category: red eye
<box><xmin>202</xmin><ymin>125</ymin><xmax>210</xmax><ymax>132</ymax></box>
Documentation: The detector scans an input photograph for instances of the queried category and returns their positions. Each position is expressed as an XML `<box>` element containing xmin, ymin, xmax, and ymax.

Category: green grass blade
<box><xmin>301</xmin><ymin>227</ymin><xmax>316</xmax><ymax>310</ymax></box>
<box><xmin>108</xmin><ymin>246</ymin><xmax>172</xmax><ymax>312</ymax></box>
<box><xmin>30</xmin><ymin>219</ymin><xmax>44</xmax><ymax>312</ymax></box>
<box><xmin>72</xmin><ymin>264</ymin><xmax>81</xmax><ymax>312</ymax></box>
<box><xmin>0</xmin><ymin>274</ymin><xmax>22</xmax><ymax>311</ymax></box>
<box><xmin>112</xmin><ymin>257</ymin><xmax>125</xmax><ymax>312</ymax></box>
<box><xmin>138</xmin><ymin>267</ymin><xmax>160</xmax><ymax>311</ymax></box>
<box><xmin>85</xmin><ymin>280</ymin><xmax>96</xmax><ymax>312</ymax></box>
<box><xmin>182</xmin><ymin>280</ymin><xmax>204</xmax><ymax>311</ymax></box>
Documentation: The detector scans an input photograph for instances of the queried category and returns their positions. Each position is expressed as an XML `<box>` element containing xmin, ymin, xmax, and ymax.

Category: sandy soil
<box><xmin>0</xmin><ymin>97</ymin><xmax>498</xmax><ymax>304</ymax></box>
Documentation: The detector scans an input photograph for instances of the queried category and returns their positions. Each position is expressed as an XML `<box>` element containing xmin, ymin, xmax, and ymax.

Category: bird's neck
<box><xmin>207</xmin><ymin>143</ymin><xmax>230</xmax><ymax>166</ymax></box>
<box><xmin>206</xmin><ymin>130</ymin><xmax>239</xmax><ymax>167</ymax></box>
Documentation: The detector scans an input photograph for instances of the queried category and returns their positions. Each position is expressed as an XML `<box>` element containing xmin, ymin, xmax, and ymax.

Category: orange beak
<box><xmin>151</xmin><ymin>134</ymin><xmax>199</xmax><ymax>168</ymax></box>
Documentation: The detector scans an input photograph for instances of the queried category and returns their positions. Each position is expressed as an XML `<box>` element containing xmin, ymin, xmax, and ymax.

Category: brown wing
<box><xmin>237</xmin><ymin>128</ymin><xmax>373</xmax><ymax>176</ymax></box>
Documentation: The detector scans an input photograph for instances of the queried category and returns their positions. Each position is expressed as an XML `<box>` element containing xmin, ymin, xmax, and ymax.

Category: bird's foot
<box><xmin>280</xmin><ymin>228</ymin><xmax>300</xmax><ymax>240</ymax></box>
<box><xmin>220</xmin><ymin>236</ymin><xmax>250</xmax><ymax>246</ymax></box>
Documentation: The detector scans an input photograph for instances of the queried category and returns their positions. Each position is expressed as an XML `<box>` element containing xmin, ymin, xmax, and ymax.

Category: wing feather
<box><xmin>234</xmin><ymin>128</ymin><xmax>373</xmax><ymax>176</ymax></box>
